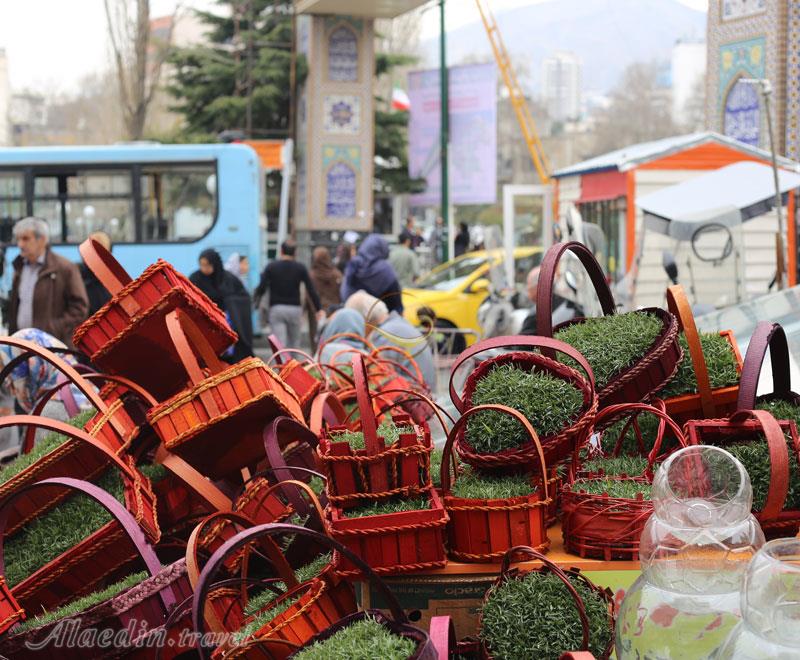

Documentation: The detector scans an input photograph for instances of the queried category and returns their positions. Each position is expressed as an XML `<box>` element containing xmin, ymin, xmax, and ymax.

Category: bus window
<box><xmin>140</xmin><ymin>164</ymin><xmax>216</xmax><ymax>241</ymax></box>
<box><xmin>32</xmin><ymin>175</ymin><xmax>63</xmax><ymax>241</ymax></box>
<box><xmin>0</xmin><ymin>171</ymin><xmax>25</xmax><ymax>243</ymax></box>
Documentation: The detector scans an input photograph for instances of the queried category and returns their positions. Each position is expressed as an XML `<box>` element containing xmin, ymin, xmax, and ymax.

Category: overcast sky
<box><xmin>0</xmin><ymin>0</ymin><xmax>708</xmax><ymax>95</ymax></box>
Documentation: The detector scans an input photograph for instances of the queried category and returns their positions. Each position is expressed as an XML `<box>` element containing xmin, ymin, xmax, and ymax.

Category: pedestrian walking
<box><xmin>79</xmin><ymin>231</ymin><xmax>113</xmax><ymax>317</ymax></box>
<box><xmin>399</xmin><ymin>215</ymin><xmax>422</xmax><ymax>249</ymax></box>
<box><xmin>388</xmin><ymin>233</ymin><xmax>421</xmax><ymax>289</ymax></box>
<box><xmin>190</xmin><ymin>248</ymin><xmax>254</xmax><ymax>362</ymax></box>
<box><xmin>429</xmin><ymin>216</ymin><xmax>447</xmax><ymax>265</ymax></box>
<box><xmin>254</xmin><ymin>240</ymin><xmax>323</xmax><ymax>349</ymax></box>
<box><xmin>8</xmin><ymin>217</ymin><xmax>88</xmax><ymax>347</ymax></box>
<box><xmin>340</xmin><ymin>234</ymin><xmax>403</xmax><ymax>314</ymax></box>
<box><xmin>309</xmin><ymin>246</ymin><xmax>343</xmax><ymax>311</ymax></box>
<box><xmin>224</xmin><ymin>252</ymin><xmax>250</xmax><ymax>287</ymax></box>
<box><xmin>454</xmin><ymin>222</ymin><xmax>471</xmax><ymax>257</ymax></box>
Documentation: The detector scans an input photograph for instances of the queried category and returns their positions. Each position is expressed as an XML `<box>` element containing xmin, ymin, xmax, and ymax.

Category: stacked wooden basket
<box><xmin>0</xmin><ymin>238</ymin><xmax>795</xmax><ymax>660</ymax></box>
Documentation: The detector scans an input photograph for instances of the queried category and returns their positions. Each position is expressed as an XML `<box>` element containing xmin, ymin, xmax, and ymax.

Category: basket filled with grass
<box><xmin>656</xmin><ymin>285</ymin><xmax>742</xmax><ymax>424</ymax></box>
<box><xmin>478</xmin><ymin>546</ymin><xmax>615</xmax><ymax>660</ymax></box>
<box><xmin>537</xmin><ymin>241</ymin><xmax>681</xmax><ymax>410</ymax></box>
<box><xmin>450</xmin><ymin>335</ymin><xmax>597</xmax><ymax>469</ymax></box>
<box><xmin>146</xmin><ymin>309</ymin><xmax>304</xmax><ymax>480</ymax></box>
<box><xmin>686</xmin><ymin>408</ymin><xmax>800</xmax><ymax>537</ymax></box>
<box><xmin>441</xmin><ymin>405</ymin><xmax>551</xmax><ymax>562</ymax></box>
<box><xmin>192</xmin><ymin>522</ymin><xmax>438</xmax><ymax>659</ymax></box>
<box><xmin>318</xmin><ymin>354</ymin><xmax>432</xmax><ymax>503</ymax></box>
<box><xmin>562</xmin><ymin>403</ymin><xmax>687</xmax><ymax>561</ymax></box>
<box><xmin>737</xmin><ymin>322</ymin><xmax>800</xmax><ymax>429</ymax></box>
<box><xmin>0</xmin><ymin>477</ymin><xmax>191</xmax><ymax>660</ymax></box>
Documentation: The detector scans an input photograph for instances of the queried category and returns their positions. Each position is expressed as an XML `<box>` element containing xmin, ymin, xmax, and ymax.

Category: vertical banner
<box><xmin>408</xmin><ymin>62</ymin><xmax>497</xmax><ymax>206</ymax></box>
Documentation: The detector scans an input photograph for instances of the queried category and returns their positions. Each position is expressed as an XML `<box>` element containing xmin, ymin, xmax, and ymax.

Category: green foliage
<box><xmin>571</xmin><ymin>478</ymin><xmax>652</xmax><ymax>499</ymax></box>
<box><xmin>345</xmin><ymin>495</ymin><xmax>429</xmax><ymax>519</ymax></box>
<box><xmin>480</xmin><ymin>571</ymin><xmax>612</xmax><ymax>660</ymax></box>
<box><xmin>599</xmin><ymin>411</ymin><xmax>682</xmax><ymax>457</ymax></box>
<box><xmin>138</xmin><ymin>462</ymin><xmax>168</xmax><ymax>483</ymax></box>
<box><xmin>15</xmin><ymin>571</ymin><xmax>148</xmax><ymax>633</ymax></box>
<box><xmin>466</xmin><ymin>364</ymin><xmax>584</xmax><ymax>453</ymax></box>
<box><xmin>756</xmin><ymin>398</ymin><xmax>800</xmax><ymax>430</ymax></box>
<box><xmin>0</xmin><ymin>409</ymin><xmax>95</xmax><ymax>485</ymax></box>
<box><xmin>294</xmin><ymin>615</ymin><xmax>417</xmax><ymax>660</ymax></box>
<box><xmin>330</xmin><ymin>421</ymin><xmax>411</xmax><ymax>451</ymax></box>
<box><xmin>554</xmin><ymin>311</ymin><xmax>663</xmax><ymax>390</ymax></box>
<box><xmin>451</xmin><ymin>467</ymin><xmax>534</xmax><ymax>500</ymax></box>
<box><xmin>5</xmin><ymin>469</ymin><xmax>123</xmax><ymax>586</ymax></box>
<box><xmin>295</xmin><ymin>552</ymin><xmax>332</xmax><ymax>583</ymax></box>
<box><xmin>235</xmin><ymin>593</ymin><xmax>301</xmax><ymax>644</ymax></box>
<box><xmin>168</xmin><ymin>1</ymin><xmax>305</xmax><ymax>139</ymax></box>
<box><xmin>659</xmin><ymin>332</ymin><xmax>740</xmax><ymax>398</ymax></box>
<box><xmin>308</xmin><ymin>475</ymin><xmax>326</xmax><ymax>496</ymax></box>
<box><xmin>580</xmin><ymin>455</ymin><xmax>650</xmax><ymax>476</ymax></box>
<box><xmin>430</xmin><ymin>446</ymin><xmax>443</xmax><ymax>487</ymax></box>
<box><xmin>726</xmin><ymin>435</ymin><xmax>800</xmax><ymax>511</ymax></box>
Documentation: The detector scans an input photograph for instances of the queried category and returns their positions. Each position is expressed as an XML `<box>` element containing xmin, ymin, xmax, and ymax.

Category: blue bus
<box><xmin>0</xmin><ymin>143</ymin><xmax>264</xmax><ymax>291</ymax></box>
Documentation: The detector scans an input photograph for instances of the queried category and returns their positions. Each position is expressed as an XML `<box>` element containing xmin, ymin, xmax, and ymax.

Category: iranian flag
<box><xmin>391</xmin><ymin>87</ymin><xmax>411</xmax><ymax>111</ymax></box>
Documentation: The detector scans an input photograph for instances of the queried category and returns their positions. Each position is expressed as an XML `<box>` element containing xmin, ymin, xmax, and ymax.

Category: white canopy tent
<box><xmin>637</xmin><ymin>161</ymin><xmax>800</xmax><ymax>240</ymax></box>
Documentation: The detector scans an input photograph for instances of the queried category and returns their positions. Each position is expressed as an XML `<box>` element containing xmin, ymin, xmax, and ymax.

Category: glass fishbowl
<box><xmin>616</xmin><ymin>445</ymin><xmax>765</xmax><ymax>659</ymax></box>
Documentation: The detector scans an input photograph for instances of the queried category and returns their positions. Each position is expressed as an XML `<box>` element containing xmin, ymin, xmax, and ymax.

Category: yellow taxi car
<box><xmin>402</xmin><ymin>246</ymin><xmax>543</xmax><ymax>350</ymax></box>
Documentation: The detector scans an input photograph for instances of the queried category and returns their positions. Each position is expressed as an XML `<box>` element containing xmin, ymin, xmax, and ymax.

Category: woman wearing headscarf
<box><xmin>340</xmin><ymin>234</ymin><xmax>403</xmax><ymax>314</ymax></box>
<box><xmin>316</xmin><ymin>308</ymin><xmax>367</xmax><ymax>366</ymax></box>
<box><xmin>309</xmin><ymin>247</ymin><xmax>342</xmax><ymax>312</ymax></box>
<box><xmin>224</xmin><ymin>252</ymin><xmax>249</xmax><ymax>288</ymax></box>
<box><xmin>190</xmin><ymin>249</ymin><xmax>254</xmax><ymax>363</ymax></box>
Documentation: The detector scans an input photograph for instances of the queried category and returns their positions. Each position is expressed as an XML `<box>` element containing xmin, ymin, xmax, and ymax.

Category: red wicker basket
<box><xmin>661</xmin><ymin>285</ymin><xmax>742</xmax><ymax>424</ymax></box>
<box><xmin>268</xmin><ymin>334</ymin><xmax>326</xmax><ymax>416</ymax></box>
<box><xmin>73</xmin><ymin>237</ymin><xmax>236</xmax><ymax>399</ymax></box>
<box><xmin>0</xmin><ymin>477</ymin><xmax>191</xmax><ymax>660</ymax></box>
<box><xmin>449</xmin><ymin>335</ymin><xmax>597</xmax><ymax>469</ymax></box>
<box><xmin>537</xmin><ymin>241</ymin><xmax>681</xmax><ymax>410</ymax></box>
<box><xmin>441</xmin><ymin>405</ymin><xmax>551</xmax><ymax>562</ymax></box>
<box><xmin>0</xmin><ymin>577</ymin><xmax>24</xmax><ymax>636</ymax></box>
<box><xmin>318</xmin><ymin>354</ymin><xmax>432</xmax><ymax>503</ymax></box>
<box><xmin>478</xmin><ymin>546</ymin><xmax>615</xmax><ymax>660</ymax></box>
<box><xmin>147</xmin><ymin>309</ymin><xmax>304</xmax><ymax>479</ymax></box>
<box><xmin>192</xmin><ymin>522</ymin><xmax>435</xmax><ymax>659</ymax></box>
<box><xmin>685</xmin><ymin>409</ymin><xmax>800</xmax><ymax>537</ymax></box>
<box><xmin>737</xmin><ymin>321</ymin><xmax>800</xmax><ymax>411</ymax></box>
<box><xmin>561</xmin><ymin>403</ymin><xmax>687</xmax><ymax>561</ymax></box>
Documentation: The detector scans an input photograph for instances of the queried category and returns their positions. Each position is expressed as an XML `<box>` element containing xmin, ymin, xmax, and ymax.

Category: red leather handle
<box><xmin>165</xmin><ymin>310</ymin><xmax>227</xmax><ymax>387</ymax></box>
<box><xmin>352</xmin><ymin>354</ymin><xmax>380</xmax><ymax>455</ymax></box>
<box><xmin>730</xmin><ymin>409</ymin><xmax>790</xmax><ymax>521</ymax></box>
<box><xmin>448</xmin><ymin>334</ymin><xmax>596</xmax><ymax>412</ymax></box>
<box><xmin>267</xmin><ymin>333</ymin><xmax>286</xmax><ymax>365</ymax></box>
<box><xmin>498</xmin><ymin>546</ymin><xmax>590</xmax><ymax>653</ymax></box>
<box><xmin>737</xmin><ymin>322</ymin><xmax>793</xmax><ymax>410</ymax></box>
<box><xmin>440</xmin><ymin>404</ymin><xmax>549</xmax><ymax>501</ymax></box>
<box><xmin>429</xmin><ymin>615</ymin><xmax>455</xmax><ymax>659</ymax></box>
<box><xmin>536</xmin><ymin>241</ymin><xmax>616</xmax><ymax>338</ymax></box>
<box><xmin>79</xmin><ymin>237</ymin><xmax>133</xmax><ymax>296</ymax></box>
<box><xmin>309</xmin><ymin>391</ymin><xmax>347</xmax><ymax>436</ymax></box>
<box><xmin>0</xmin><ymin>476</ymin><xmax>173</xmax><ymax>612</ymax></box>
<box><xmin>666</xmin><ymin>285</ymin><xmax>715</xmax><ymax>418</ymax></box>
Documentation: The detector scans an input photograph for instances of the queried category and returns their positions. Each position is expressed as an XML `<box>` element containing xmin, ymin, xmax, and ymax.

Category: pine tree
<box><xmin>168</xmin><ymin>0</ymin><xmax>305</xmax><ymax>140</ymax></box>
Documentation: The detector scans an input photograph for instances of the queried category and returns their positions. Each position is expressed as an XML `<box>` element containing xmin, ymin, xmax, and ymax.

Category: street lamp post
<box><xmin>740</xmin><ymin>77</ymin><xmax>786</xmax><ymax>288</ymax></box>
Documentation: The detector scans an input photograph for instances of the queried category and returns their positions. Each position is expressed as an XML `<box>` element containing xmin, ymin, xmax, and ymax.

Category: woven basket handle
<box><xmin>448</xmin><ymin>335</ymin><xmax>596</xmax><ymax>412</ymax></box>
<box><xmin>0</xmin><ymin>476</ymin><xmax>173</xmax><ymax>611</ymax></box>
<box><xmin>262</xmin><ymin>418</ymin><xmax>322</xmax><ymax>517</ymax></box>
<box><xmin>440</xmin><ymin>404</ymin><xmax>549</xmax><ymax>501</ymax></box>
<box><xmin>730</xmin><ymin>409</ymin><xmax>790</xmax><ymax>521</ymax></box>
<box><xmin>536</xmin><ymin>241</ymin><xmax>616</xmax><ymax>339</ymax></box>
<box><xmin>78</xmin><ymin>237</ymin><xmax>139</xmax><ymax>315</ymax></box>
<box><xmin>254</xmin><ymin>479</ymin><xmax>327</xmax><ymax>533</ymax></box>
<box><xmin>192</xmin><ymin>522</ymin><xmax>408</xmax><ymax>660</ymax></box>
<box><xmin>666</xmin><ymin>285</ymin><xmax>715</xmax><ymax>418</ymax></box>
<box><xmin>429</xmin><ymin>615</ymin><xmax>455</xmax><ymax>659</ymax></box>
<box><xmin>154</xmin><ymin>445</ymin><xmax>232</xmax><ymax>513</ymax></box>
<box><xmin>498</xmin><ymin>545</ymin><xmax>590</xmax><ymax>652</ymax></box>
<box><xmin>309</xmin><ymin>391</ymin><xmax>347</xmax><ymax>436</ymax></box>
<box><xmin>737</xmin><ymin>322</ymin><xmax>793</xmax><ymax>410</ymax></box>
<box><xmin>594</xmin><ymin>402</ymin><xmax>688</xmax><ymax>478</ymax></box>
<box><xmin>165</xmin><ymin>309</ymin><xmax>227</xmax><ymax>387</ymax></box>
<box><xmin>25</xmin><ymin>372</ymin><xmax>158</xmax><ymax>454</ymax></box>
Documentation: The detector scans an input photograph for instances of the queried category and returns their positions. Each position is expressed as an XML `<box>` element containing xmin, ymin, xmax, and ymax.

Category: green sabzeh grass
<box><xmin>450</xmin><ymin>466</ymin><xmax>534</xmax><ymax>500</ymax></box>
<box><xmin>480</xmin><ymin>570</ymin><xmax>612</xmax><ymax>660</ymax></box>
<box><xmin>233</xmin><ymin>592</ymin><xmax>302</xmax><ymax>644</ymax></box>
<box><xmin>293</xmin><ymin>615</ymin><xmax>417</xmax><ymax>660</ymax></box>
<box><xmin>343</xmin><ymin>495</ymin><xmax>429</xmax><ymax>518</ymax></box>
<box><xmin>756</xmin><ymin>398</ymin><xmax>800</xmax><ymax>432</ymax></box>
<box><xmin>571</xmin><ymin>477</ymin><xmax>652</xmax><ymax>499</ymax></box>
<box><xmin>600</xmin><ymin>411</ymin><xmax>677</xmax><ymax>456</ymax></box>
<box><xmin>580</xmin><ymin>455</ymin><xmax>650</xmax><ymax>477</ymax></box>
<box><xmin>554</xmin><ymin>311</ymin><xmax>664</xmax><ymax>391</ymax></box>
<box><xmin>465</xmin><ymin>364</ymin><xmax>584</xmax><ymax>453</ymax></box>
<box><xmin>330</xmin><ymin>420</ymin><xmax>413</xmax><ymax>452</ymax></box>
<box><xmin>658</xmin><ymin>331</ymin><xmax>740</xmax><ymax>398</ymax></box>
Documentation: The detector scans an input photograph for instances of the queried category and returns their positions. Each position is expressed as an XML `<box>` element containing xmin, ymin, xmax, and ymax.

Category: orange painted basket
<box><xmin>147</xmin><ymin>309</ymin><xmax>304</xmax><ymax>480</ymax></box>
<box><xmin>72</xmin><ymin>237</ymin><xmax>236</xmax><ymax>400</ymax></box>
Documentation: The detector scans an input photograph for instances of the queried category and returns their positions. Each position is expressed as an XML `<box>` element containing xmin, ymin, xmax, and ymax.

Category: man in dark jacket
<box><xmin>79</xmin><ymin>231</ymin><xmax>113</xmax><ymax>316</ymax></box>
<box><xmin>9</xmin><ymin>217</ymin><xmax>88</xmax><ymax>346</ymax></box>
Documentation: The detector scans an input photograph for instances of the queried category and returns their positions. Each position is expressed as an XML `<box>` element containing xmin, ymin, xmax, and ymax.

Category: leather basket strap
<box><xmin>262</xmin><ymin>418</ymin><xmax>321</xmax><ymax>516</ymax></box>
<box><xmin>737</xmin><ymin>322</ymin><xmax>793</xmax><ymax>410</ymax></box>
<box><xmin>166</xmin><ymin>309</ymin><xmax>228</xmax><ymax>387</ymax></box>
<box><xmin>79</xmin><ymin>237</ymin><xmax>139</xmax><ymax>315</ymax></box>
<box><xmin>666</xmin><ymin>285</ymin><xmax>715</xmax><ymax>418</ymax></box>
<box><xmin>308</xmin><ymin>391</ymin><xmax>347</xmax><ymax>436</ymax></box>
<box><xmin>536</xmin><ymin>241</ymin><xmax>616</xmax><ymax>338</ymax></box>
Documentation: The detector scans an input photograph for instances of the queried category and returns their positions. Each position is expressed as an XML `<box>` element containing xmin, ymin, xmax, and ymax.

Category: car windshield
<box><xmin>414</xmin><ymin>255</ymin><xmax>489</xmax><ymax>291</ymax></box>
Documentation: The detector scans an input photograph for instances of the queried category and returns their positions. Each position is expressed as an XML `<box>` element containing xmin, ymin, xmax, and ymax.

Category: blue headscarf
<box><xmin>341</xmin><ymin>235</ymin><xmax>398</xmax><ymax>301</ymax></box>
<box><xmin>317</xmin><ymin>309</ymin><xmax>367</xmax><ymax>365</ymax></box>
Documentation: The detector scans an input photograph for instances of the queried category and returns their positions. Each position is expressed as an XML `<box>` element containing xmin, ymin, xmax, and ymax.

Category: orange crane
<box><xmin>475</xmin><ymin>0</ymin><xmax>552</xmax><ymax>184</ymax></box>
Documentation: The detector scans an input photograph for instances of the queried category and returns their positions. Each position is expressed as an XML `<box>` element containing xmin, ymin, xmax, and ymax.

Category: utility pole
<box><xmin>439</xmin><ymin>0</ymin><xmax>450</xmax><ymax>262</ymax></box>
<box><xmin>741</xmin><ymin>78</ymin><xmax>786</xmax><ymax>288</ymax></box>
<box><xmin>245</xmin><ymin>0</ymin><xmax>255</xmax><ymax>137</ymax></box>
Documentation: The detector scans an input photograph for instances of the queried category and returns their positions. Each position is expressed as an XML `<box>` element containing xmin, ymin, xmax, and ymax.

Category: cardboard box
<box><xmin>357</xmin><ymin>524</ymin><xmax>641</xmax><ymax>640</ymax></box>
